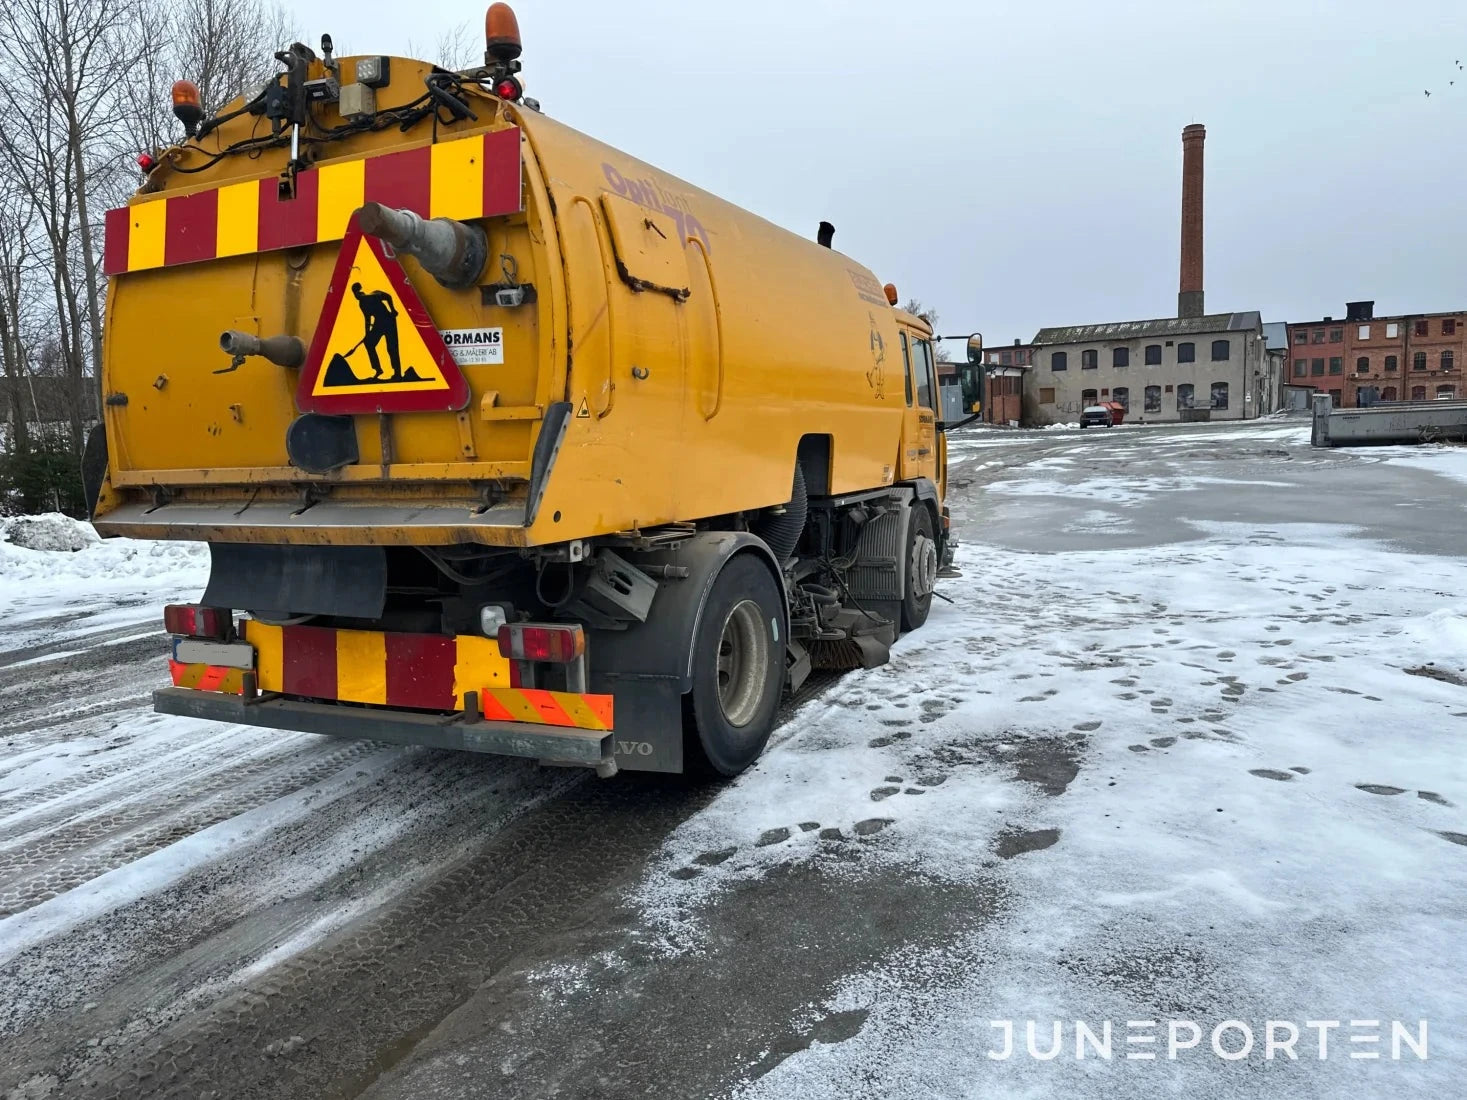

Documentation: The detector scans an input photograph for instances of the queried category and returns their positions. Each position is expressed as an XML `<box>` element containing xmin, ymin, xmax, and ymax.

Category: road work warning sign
<box><xmin>297</xmin><ymin>216</ymin><xmax>470</xmax><ymax>414</ymax></box>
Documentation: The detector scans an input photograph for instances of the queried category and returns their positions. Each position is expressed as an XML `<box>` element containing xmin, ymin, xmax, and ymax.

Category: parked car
<box><xmin>1080</xmin><ymin>405</ymin><xmax>1113</xmax><ymax>428</ymax></box>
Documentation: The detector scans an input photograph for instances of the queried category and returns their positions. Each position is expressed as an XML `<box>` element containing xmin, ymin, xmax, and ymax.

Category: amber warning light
<box><xmin>172</xmin><ymin>79</ymin><xmax>203</xmax><ymax>137</ymax></box>
<box><xmin>485</xmin><ymin>3</ymin><xmax>523</xmax><ymax>62</ymax></box>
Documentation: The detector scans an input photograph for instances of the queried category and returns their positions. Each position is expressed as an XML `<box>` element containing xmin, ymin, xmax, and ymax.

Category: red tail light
<box><xmin>496</xmin><ymin>623</ymin><xmax>584</xmax><ymax>663</ymax></box>
<box><xmin>164</xmin><ymin>604</ymin><xmax>230</xmax><ymax>640</ymax></box>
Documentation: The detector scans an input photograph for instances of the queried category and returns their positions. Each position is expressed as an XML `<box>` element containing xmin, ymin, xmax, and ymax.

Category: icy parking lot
<box><xmin>2</xmin><ymin>419</ymin><xmax>1466</xmax><ymax>1099</ymax></box>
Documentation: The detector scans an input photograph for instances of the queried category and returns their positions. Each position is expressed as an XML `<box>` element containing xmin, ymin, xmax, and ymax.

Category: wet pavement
<box><xmin>3</xmin><ymin>416</ymin><xmax>1464</xmax><ymax>1099</ymax></box>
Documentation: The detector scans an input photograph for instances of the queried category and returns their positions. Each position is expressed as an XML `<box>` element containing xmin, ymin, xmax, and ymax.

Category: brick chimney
<box><xmin>1178</xmin><ymin>123</ymin><xmax>1205</xmax><ymax>319</ymax></box>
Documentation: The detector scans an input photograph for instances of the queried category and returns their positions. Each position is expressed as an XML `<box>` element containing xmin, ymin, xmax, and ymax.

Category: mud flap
<box><xmin>202</xmin><ymin>543</ymin><xmax>387</xmax><ymax>619</ymax></box>
<box><xmin>586</xmin><ymin>531</ymin><xmax>787</xmax><ymax>774</ymax></box>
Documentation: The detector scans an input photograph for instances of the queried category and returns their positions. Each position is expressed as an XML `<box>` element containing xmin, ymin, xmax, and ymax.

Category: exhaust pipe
<box><xmin>356</xmin><ymin>202</ymin><xmax>488</xmax><ymax>289</ymax></box>
<box><xmin>817</xmin><ymin>221</ymin><xmax>834</xmax><ymax>248</ymax></box>
<box><xmin>219</xmin><ymin>330</ymin><xmax>306</xmax><ymax>368</ymax></box>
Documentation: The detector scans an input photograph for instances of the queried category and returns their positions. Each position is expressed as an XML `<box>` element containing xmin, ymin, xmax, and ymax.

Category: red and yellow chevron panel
<box><xmin>244</xmin><ymin>620</ymin><xmax>515</xmax><ymax>711</ymax></box>
<box><xmin>168</xmin><ymin>659</ymin><xmax>246</xmax><ymax>694</ymax></box>
<box><xmin>478</xmin><ymin>687</ymin><xmax>614</xmax><ymax>730</ymax></box>
<box><xmin>103</xmin><ymin>127</ymin><xmax>522</xmax><ymax>276</ymax></box>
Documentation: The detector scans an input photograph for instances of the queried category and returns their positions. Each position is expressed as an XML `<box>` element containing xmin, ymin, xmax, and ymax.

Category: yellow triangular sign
<box><xmin>576</xmin><ymin>397</ymin><xmax>590</xmax><ymax>418</ymax></box>
<box><xmin>297</xmin><ymin>216</ymin><xmax>468</xmax><ymax>414</ymax></box>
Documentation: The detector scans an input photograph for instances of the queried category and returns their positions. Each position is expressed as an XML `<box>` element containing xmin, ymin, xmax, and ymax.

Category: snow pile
<box><xmin>2</xmin><ymin>512</ymin><xmax>101</xmax><ymax>552</ymax></box>
<box><xmin>1393</xmin><ymin>605</ymin><xmax>1467</xmax><ymax>674</ymax></box>
<box><xmin>0</xmin><ymin>514</ymin><xmax>207</xmax><ymax>615</ymax></box>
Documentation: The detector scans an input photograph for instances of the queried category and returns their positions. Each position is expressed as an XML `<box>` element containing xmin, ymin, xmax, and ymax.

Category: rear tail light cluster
<box><xmin>496</xmin><ymin>623</ymin><xmax>584</xmax><ymax>663</ymax></box>
<box><xmin>164</xmin><ymin>604</ymin><xmax>231</xmax><ymax>640</ymax></box>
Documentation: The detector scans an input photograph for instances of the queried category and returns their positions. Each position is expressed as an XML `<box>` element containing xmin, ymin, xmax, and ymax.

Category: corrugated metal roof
<box><xmin>1032</xmin><ymin>311</ymin><xmax>1264</xmax><ymax>345</ymax></box>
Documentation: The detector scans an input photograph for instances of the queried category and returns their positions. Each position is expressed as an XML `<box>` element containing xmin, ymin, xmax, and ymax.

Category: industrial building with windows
<box><xmin>1287</xmin><ymin>301</ymin><xmax>1462</xmax><ymax>407</ymax></box>
<box><xmin>1024</xmin><ymin>313</ymin><xmax>1279</xmax><ymax>424</ymax></box>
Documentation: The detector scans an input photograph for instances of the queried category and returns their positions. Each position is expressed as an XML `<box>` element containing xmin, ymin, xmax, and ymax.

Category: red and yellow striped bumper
<box><xmin>220</xmin><ymin>621</ymin><xmax>615</xmax><ymax>731</ymax></box>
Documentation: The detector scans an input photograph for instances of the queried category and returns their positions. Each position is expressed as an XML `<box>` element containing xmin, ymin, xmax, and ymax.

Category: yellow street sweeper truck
<box><xmin>88</xmin><ymin>5</ymin><xmax>974</xmax><ymax>776</ymax></box>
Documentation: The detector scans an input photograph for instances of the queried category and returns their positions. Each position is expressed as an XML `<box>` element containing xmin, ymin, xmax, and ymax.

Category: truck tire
<box><xmin>685</xmin><ymin>554</ymin><xmax>784</xmax><ymax>776</ymax></box>
<box><xmin>900</xmin><ymin>504</ymin><xmax>937</xmax><ymax>633</ymax></box>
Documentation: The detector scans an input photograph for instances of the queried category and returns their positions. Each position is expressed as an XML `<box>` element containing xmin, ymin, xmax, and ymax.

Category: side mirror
<box><xmin>966</xmin><ymin>333</ymin><xmax>984</xmax><ymax>364</ymax></box>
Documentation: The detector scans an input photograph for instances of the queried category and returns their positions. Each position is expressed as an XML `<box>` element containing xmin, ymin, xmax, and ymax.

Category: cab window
<box><xmin>911</xmin><ymin>337</ymin><xmax>937</xmax><ymax>411</ymax></box>
<box><xmin>900</xmin><ymin>332</ymin><xmax>914</xmax><ymax>406</ymax></box>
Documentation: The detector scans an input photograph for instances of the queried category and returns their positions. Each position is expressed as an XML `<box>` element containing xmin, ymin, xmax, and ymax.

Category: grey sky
<box><xmin>294</xmin><ymin>0</ymin><xmax>1467</xmax><ymax>345</ymax></box>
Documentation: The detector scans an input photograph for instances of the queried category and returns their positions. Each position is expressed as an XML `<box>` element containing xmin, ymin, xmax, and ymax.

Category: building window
<box><xmin>1385</xmin><ymin>355</ymin><xmax>1398</xmax><ymax>372</ymax></box>
<box><xmin>1144</xmin><ymin>385</ymin><xmax>1161</xmax><ymax>412</ymax></box>
<box><xmin>1293</xmin><ymin>330</ymin><xmax>1307</xmax><ymax>345</ymax></box>
<box><xmin>1442</xmin><ymin>351</ymin><xmax>1454</xmax><ymax>371</ymax></box>
<box><xmin>1039</xmin><ymin>387</ymin><xmax>1056</xmax><ymax>404</ymax></box>
<box><xmin>1051</xmin><ymin>351</ymin><xmax>1067</xmax><ymax>371</ymax></box>
<box><xmin>1113</xmin><ymin>386</ymin><xmax>1130</xmax><ymax>410</ymax></box>
<box><xmin>1382</xmin><ymin>386</ymin><xmax>1397</xmax><ymax>401</ymax></box>
<box><xmin>1081</xmin><ymin>349</ymin><xmax>1098</xmax><ymax>369</ymax></box>
<box><xmin>1311</xmin><ymin>329</ymin><xmax>1325</xmax><ymax>344</ymax></box>
<box><xmin>1386</xmin><ymin>323</ymin><xmax>1399</xmax><ymax>338</ymax></box>
<box><xmin>1438</xmin><ymin>385</ymin><xmax>1456</xmax><ymax>399</ymax></box>
<box><xmin>1000</xmin><ymin>350</ymin><xmax>1012</xmax><ymax>365</ymax></box>
<box><xmin>1177</xmin><ymin>383</ymin><xmax>1195</xmax><ymax>409</ymax></box>
<box><xmin>1113</xmin><ymin>347</ymin><xmax>1129</xmax><ymax>368</ymax></box>
<box><xmin>1211</xmin><ymin>339</ymin><xmax>1230</xmax><ymax>361</ymax></box>
<box><xmin>1412</xmin><ymin>386</ymin><xmax>1427</xmax><ymax>400</ymax></box>
<box><xmin>1311</xmin><ymin>358</ymin><xmax>1325</xmax><ymax>376</ymax></box>
<box><xmin>1329</xmin><ymin>328</ymin><xmax>1342</xmax><ymax>343</ymax></box>
<box><xmin>1294</xmin><ymin>360</ymin><xmax>1307</xmax><ymax>377</ymax></box>
<box><xmin>1413</xmin><ymin>351</ymin><xmax>1427</xmax><ymax>371</ymax></box>
<box><xmin>1445</xmin><ymin>319</ymin><xmax>1458</xmax><ymax>336</ymax></box>
<box><xmin>1145</xmin><ymin>344</ymin><xmax>1162</xmax><ymax>365</ymax></box>
<box><xmin>1081</xmin><ymin>388</ymin><xmax>1098</xmax><ymax>405</ymax></box>
<box><xmin>1358</xmin><ymin>325</ymin><xmax>1370</xmax><ymax>340</ymax></box>
<box><xmin>1356</xmin><ymin>357</ymin><xmax>1369</xmax><ymax>374</ymax></box>
<box><xmin>1329</xmin><ymin>388</ymin><xmax>1342</xmax><ymax>404</ymax></box>
<box><xmin>1329</xmin><ymin>357</ymin><xmax>1342</xmax><ymax>375</ymax></box>
<box><xmin>1211</xmin><ymin>381</ymin><xmax>1229</xmax><ymax>409</ymax></box>
<box><xmin>1177</xmin><ymin>342</ymin><xmax>1195</xmax><ymax>363</ymax></box>
<box><xmin>1415</xmin><ymin>320</ymin><xmax>1429</xmax><ymax>337</ymax></box>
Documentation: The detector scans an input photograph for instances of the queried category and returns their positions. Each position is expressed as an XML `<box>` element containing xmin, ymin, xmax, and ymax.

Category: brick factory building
<box><xmin>1286</xmin><ymin>301</ymin><xmax>1462</xmax><ymax>406</ymax></box>
<box><xmin>979</xmin><ymin>340</ymin><xmax>1035</xmax><ymax>425</ymax></box>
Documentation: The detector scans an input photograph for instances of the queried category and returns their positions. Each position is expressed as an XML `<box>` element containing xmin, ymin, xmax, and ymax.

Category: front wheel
<box><xmin>900</xmin><ymin>504</ymin><xmax>937</xmax><ymax>633</ymax></box>
<box><xmin>685</xmin><ymin>555</ymin><xmax>785</xmax><ymax>776</ymax></box>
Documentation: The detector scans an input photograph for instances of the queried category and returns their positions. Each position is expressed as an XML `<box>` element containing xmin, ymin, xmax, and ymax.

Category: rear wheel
<box><xmin>685</xmin><ymin>555</ymin><xmax>784</xmax><ymax>776</ymax></box>
<box><xmin>900</xmin><ymin>504</ymin><xmax>937</xmax><ymax>633</ymax></box>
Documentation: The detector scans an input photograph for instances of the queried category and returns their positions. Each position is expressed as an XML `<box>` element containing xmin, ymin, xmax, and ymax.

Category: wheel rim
<box><xmin>910</xmin><ymin>533</ymin><xmax>938</xmax><ymax>601</ymax></box>
<box><xmin>717</xmin><ymin>599</ymin><xmax>769</xmax><ymax>728</ymax></box>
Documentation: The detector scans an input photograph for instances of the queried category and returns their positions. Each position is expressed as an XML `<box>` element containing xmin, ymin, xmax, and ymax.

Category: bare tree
<box><xmin>409</xmin><ymin>21</ymin><xmax>482</xmax><ymax>71</ymax></box>
<box><xmin>0</xmin><ymin>0</ymin><xmax>137</xmax><ymax>453</ymax></box>
<box><xmin>0</xmin><ymin>173</ymin><xmax>35</xmax><ymax>457</ymax></box>
<box><xmin>903</xmin><ymin>298</ymin><xmax>952</xmax><ymax>361</ymax></box>
<box><xmin>112</xmin><ymin>0</ymin><xmax>295</xmax><ymax>188</ymax></box>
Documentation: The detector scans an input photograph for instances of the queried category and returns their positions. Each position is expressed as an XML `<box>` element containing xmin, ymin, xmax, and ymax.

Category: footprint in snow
<box><xmin>1250</xmin><ymin>769</ymin><xmax>1296</xmax><ymax>782</ymax></box>
<box><xmin>993</xmin><ymin>827</ymin><xmax>1061</xmax><ymax>859</ymax></box>
<box><xmin>1418</xmin><ymin>791</ymin><xmax>1454</xmax><ymax>807</ymax></box>
<box><xmin>1356</xmin><ymin>784</ymin><xmax>1407</xmax><ymax>796</ymax></box>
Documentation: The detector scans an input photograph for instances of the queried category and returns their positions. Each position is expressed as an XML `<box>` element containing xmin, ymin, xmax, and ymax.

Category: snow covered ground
<box><xmin>4</xmin><ymin>423</ymin><xmax>1467</xmax><ymax>1100</ymax></box>
<box><xmin>385</xmin><ymin>420</ymin><xmax>1463</xmax><ymax>1100</ymax></box>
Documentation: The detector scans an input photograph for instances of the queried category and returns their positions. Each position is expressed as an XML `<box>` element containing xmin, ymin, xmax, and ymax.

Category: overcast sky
<box><xmin>294</xmin><ymin>0</ymin><xmax>1467</xmax><ymax>346</ymax></box>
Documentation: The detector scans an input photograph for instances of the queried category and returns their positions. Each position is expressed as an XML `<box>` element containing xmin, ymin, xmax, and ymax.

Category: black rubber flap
<box><xmin>202</xmin><ymin>543</ymin><xmax>387</xmax><ymax>619</ymax></box>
